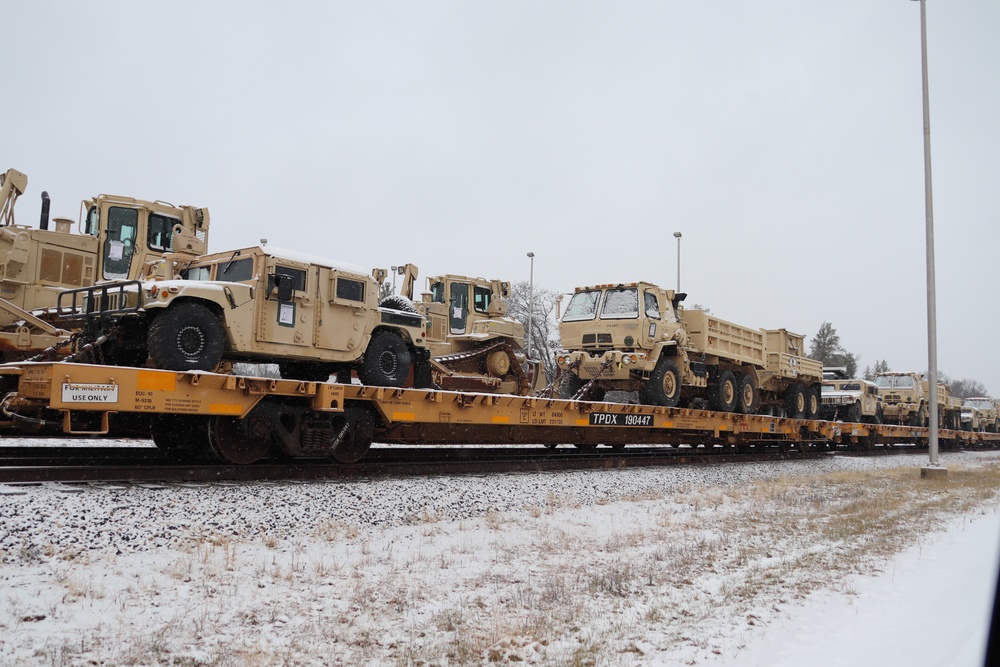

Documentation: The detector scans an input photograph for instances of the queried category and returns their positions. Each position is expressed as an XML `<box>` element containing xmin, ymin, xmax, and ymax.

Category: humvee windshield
<box><xmin>842</xmin><ymin>383</ymin><xmax>862</xmax><ymax>391</ymax></box>
<box><xmin>563</xmin><ymin>290</ymin><xmax>600</xmax><ymax>322</ymax></box>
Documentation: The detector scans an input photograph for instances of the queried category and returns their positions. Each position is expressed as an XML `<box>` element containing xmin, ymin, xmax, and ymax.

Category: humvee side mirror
<box><xmin>267</xmin><ymin>273</ymin><xmax>295</xmax><ymax>302</ymax></box>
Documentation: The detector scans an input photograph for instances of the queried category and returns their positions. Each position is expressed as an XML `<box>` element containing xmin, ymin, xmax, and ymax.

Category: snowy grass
<box><xmin>1</xmin><ymin>454</ymin><xmax>999</xmax><ymax>665</ymax></box>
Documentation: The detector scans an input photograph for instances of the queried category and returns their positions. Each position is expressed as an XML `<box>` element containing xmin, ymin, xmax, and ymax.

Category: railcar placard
<box><xmin>61</xmin><ymin>383</ymin><xmax>119</xmax><ymax>404</ymax></box>
<box><xmin>589</xmin><ymin>412</ymin><xmax>654</xmax><ymax>427</ymax></box>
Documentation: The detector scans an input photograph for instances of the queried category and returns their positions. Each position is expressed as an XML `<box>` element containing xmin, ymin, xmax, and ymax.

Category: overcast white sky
<box><xmin>5</xmin><ymin>1</ymin><xmax>998</xmax><ymax>390</ymax></box>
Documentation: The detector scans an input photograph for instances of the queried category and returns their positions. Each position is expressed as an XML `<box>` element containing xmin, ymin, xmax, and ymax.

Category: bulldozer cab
<box><xmin>83</xmin><ymin>195</ymin><xmax>209</xmax><ymax>281</ymax></box>
<box><xmin>427</xmin><ymin>276</ymin><xmax>502</xmax><ymax>335</ymax></box>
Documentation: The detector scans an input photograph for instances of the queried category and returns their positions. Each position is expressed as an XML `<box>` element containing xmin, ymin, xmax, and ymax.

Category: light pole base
<box><xmin>920</xmin><ymin>465</ymin><xmax>948</xmax><ymax>480</ymax></box>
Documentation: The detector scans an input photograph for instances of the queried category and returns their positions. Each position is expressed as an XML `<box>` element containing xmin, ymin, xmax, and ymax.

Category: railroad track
<box><xmin>0</xmin><ymin>443</ymin><xmax>842</xmax><ymax>485</ymax></box>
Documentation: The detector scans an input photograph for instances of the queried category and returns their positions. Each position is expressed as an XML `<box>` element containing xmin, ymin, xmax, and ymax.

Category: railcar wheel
<box><xmin>329</xmin><ymin>406</ymin><xmax>376</xmax><ymax>464</ymax></box>
<box><xmin>784</xmin><ymin>383</ymin><xmax>806</xmax><ymax>419</ymax></box>
<box><xmin>709</xmin><ymin>370</ymin><xmax>738</xmax><ymax>413</ymax></box>
<box><xmin>643</xmin><ymin>358</ymin><xmax>681</xmax><ymax>407</ymax></box>
<box><xmin>208</xmin><ymin>404</ymin><xmax>276</xmax><ymax>465</ymax></box>
<box><xmin>358</xmin><ymin>332</ymin><xmax>410</xmax><ymax>387</ymax></box>
<box><xmin>147</xmin><ymin>302</ymin><xmax>226</xmax><ymax>371</ymax></box>
<box><xmin>150</xmin><ymin>414</ymin><xmax>212</xmax><ymax>462</ymax></box>
<box><xmin>735</xmin><ymin>373</ymin><xmax>760</xmax><ymax>414</ymax></box>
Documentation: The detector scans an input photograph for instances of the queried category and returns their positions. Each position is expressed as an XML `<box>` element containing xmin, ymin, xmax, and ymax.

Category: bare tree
<box><xmin>948</xmin><ymin>378</ymin><xmax>990</xmax><ymax>400</ymax></box>
<box><xmin>863</xmin><ymin>359</ymin><xmax>891</xmax><ymax>382</ymax></box>
<box><xmin>506</xmin><ymin>280</ymin><xmax>561</xmax><ymax>383</ymax></box>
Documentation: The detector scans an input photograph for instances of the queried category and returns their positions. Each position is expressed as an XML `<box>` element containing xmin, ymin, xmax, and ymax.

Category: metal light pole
<box><xmin>673</xmin><ymin>232</ymin><xmax>682</xmax><ymax>291</ymax></box>
<box><xmin>526</xmin><ymin>252</ymin><xmax>535</xmax><ymax>359</ymax></box>
<box><xmin>912</xmin><ymin>0</ymin><xmax>945</xmax><ymax>478</ymax></box>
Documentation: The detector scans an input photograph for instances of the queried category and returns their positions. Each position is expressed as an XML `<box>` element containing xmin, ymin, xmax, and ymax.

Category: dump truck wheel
<box><xmin>148</xmin><ymin>302</ymin><xmax>226</xmax><ymax>371</ymax></box>
<box><xmin>847</xmin><ymin>403</ymin><xmax>862</xmax><ymax>423</ymax></box>
<box><xmin>709</xmin><ymin>370</ymin><xmax>738</xmax><ymax>413</ymax></box>
<box><xmin>379</xmin><ymin>295</ymin><xmax>417</xmax><ymax>313</ymax></box>
<box><xmin>805</xmin><ymin>387</ymin><xmax>820</xmax><ymax>420</ymax></box>
<box><xmin>643</xmin><ymin>358</ymin><xmax>681</xmax><ymax>407</ymax></box>
<box><xmin>785</xmin><ymin>383</ymin><xmax>806</xmax><ymax>419</ymax></box>
<box><xmin>735</xmin><ymin>373</ymin><xmax>759</xmax><ymax>414</ymax></box>
<box><xmin>279</xmin><ymin>362</ymin><xmax>334</xmax><ymax>382</ymax></box>
<box><xmin>358</xmin><ymin>332</ymin><xmax>411</xmax><ymax>387</ymax></box>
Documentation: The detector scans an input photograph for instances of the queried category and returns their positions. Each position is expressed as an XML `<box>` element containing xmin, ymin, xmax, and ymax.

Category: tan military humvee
<box><xmin>961</xmin><ymin>397</ymin><xmax>999</xmax><ymax>432</ymax></box>
<box><xmin>0</xmin><ymin>167</ymin><xmax>208</xmax><ymax>361</ymax></box>
<box><xmin>820</xmin><ymin>378</ymin><xmax>884</xmax><ymax>423</ymax></box>
<box><xmin>61</xmin><ymin>245</ymin><xmax>429</xmax><ymax>386</ymax></box>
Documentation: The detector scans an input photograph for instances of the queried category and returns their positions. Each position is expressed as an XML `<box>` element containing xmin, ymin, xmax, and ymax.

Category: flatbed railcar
<box><xmin>1</xmin><ymin>362</ymin><xmax>997</xmax><ymax>465</ymax></box>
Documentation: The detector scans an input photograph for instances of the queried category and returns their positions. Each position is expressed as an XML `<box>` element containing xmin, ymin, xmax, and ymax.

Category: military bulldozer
<box><xmin>382</xmin><ymin>265</ymin><xmax>542</xmax><ymax>395</ymax></box>
<box><xmin>0</xmin><ymin>167</ymin><xmax>209</xmax><ymax>362</ymax></box>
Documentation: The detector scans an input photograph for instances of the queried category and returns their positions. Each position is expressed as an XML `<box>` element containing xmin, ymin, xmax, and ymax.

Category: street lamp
<box><xmin>526</xmin><ymin>252</ymin><xmax>535</xmax><ymax>359</ymax></box>
<box><xmin>673</xmin><ymin>232</ymin><xmax>682</xmax><ymax>292</ymax></box>
<box><xmin>912</xmin><ymin>0</ymin><xmax>944</xmax><ymax>478</ymax></box>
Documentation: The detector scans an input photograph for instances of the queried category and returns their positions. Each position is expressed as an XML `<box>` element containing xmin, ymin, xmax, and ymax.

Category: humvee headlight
<box><xmin>622</xmin><ymin>356</ymin><xmax>631</xmax><ymax>365</ymax></box>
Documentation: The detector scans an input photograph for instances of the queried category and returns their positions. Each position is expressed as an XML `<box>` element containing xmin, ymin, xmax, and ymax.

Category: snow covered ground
<box><xmin>0</xmin><ymin>449</ymin><xmax>998</xmax><ymax>666</ymax></box>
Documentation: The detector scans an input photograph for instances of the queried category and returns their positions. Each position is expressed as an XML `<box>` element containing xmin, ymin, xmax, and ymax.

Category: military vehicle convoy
<box><xmin>59</xmin><ymin>245</ymin><xmax>430</xmax><ymax>386</ymax></box>
<box><xmin>0</xmin><ymin>167</ymin><xmax>209</xmax><ymax>361</ymax></box>
<box><xmin>555</xmin><ymin>282</ymin><xmax>822</xmax><ymax>416</ymax></box>
<box><xmin>384</xmin><ymin>266</ymin><xmax>541</xmax><ymax>395</ymax></box>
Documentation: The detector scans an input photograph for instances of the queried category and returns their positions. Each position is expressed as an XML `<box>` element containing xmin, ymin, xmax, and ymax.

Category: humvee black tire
<box><xmin>709</xmin><ymin>370</ymin><xmax>738</xmax><ymax>413</ymax></box>
<box><xmin>358</xmin><ymin>331</ymin><xmax>411</xmax><ymax>387</ymax></box>
<box><xmin>379</xmin><ymin>295</ymin><xmax>417</xmax><ymax>313</ymax></box>
<box><xmin>147</xmin><ymin>302</ymin><xmax>226</xmax><ymax>371</ymax></box>
<box><xmin>847</xmin><ymin>402</ymin><xmax>862</xmax><ymax>423</ymax></box>
<box><xmin>642</xmin><ymin>357</ymin><xmax>681</xmax><ymax>407</ymax></box>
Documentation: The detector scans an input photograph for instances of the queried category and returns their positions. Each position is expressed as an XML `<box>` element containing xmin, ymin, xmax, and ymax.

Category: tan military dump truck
<box><xmin>555</xmin><ymin>282</ymin><xmax>822</xmax><ymax>416</ymax></box>
<box><xmin>960</xmin><ymin>397</ymin><xmax>999</xmax><ymax>432</ymax></box>
<box><xmin>874</xmin><ymin>371</ymin><xmax>966</xmax><ymax>428</ymax></box>
<box><xmin>0</xmin><ymin>167</ymin><xmax>209</xmax><ymax>361</ymax></box>
<box><xmin>60</xmin><ymin>245</ymin><xmax>429</xmax><ymax>386</ymax></box>
<box><xmin>380</xmin><ymin>265</ymin><xmax>543</xmax><ymax>395</ymax></box>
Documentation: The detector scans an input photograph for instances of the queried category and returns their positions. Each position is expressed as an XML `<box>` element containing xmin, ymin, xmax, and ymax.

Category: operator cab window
<box><xmin>430</xmin><ymin>281</ymin><xmax>446</xmax><ymax>304</ymax></box>
<box><xmin>102</xmin><ymin>206</ymin><xmax>139</xmax><ymax>280</ymax></box>
<box><xmin>474</xmin><ymin>285</ymin><xmax>491</xmax><ymax>313</ymax></box>
<box><xmin>147</xmin><ymin>213</ymin><xmax>179</xmax><ymax>252</ymax></box>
